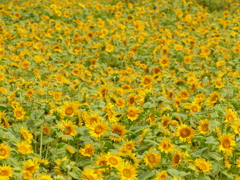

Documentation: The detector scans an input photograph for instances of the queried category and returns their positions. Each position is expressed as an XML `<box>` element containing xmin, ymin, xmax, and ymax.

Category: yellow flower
<box><xmin>105</xmin><ymin>44</ymin><xmax>114</xmax><ymax>53</ymax></box>
<box><xmin>42</xmin><ymin>125</ymin><xmax>51</xmax><ymax>135</ymax></box>
<box><xmin>176</xmin><ymin>124</ymin><xmax>195</xmax><ymax>142</ymax></box>
<box><xmin>106</xmin><ymin>152</ymin><xmax>123</xmax><ymax>168</ymax></box>
<box><xmin>61</xmin><ymin>102</ymin><xmax>78</xmax><ymax>116</ymax></box>
<box><xmin>206</xmin><ymin>91</ymin><xmax>220</xmax><ymax>106</ymax></box>
<box><xmin>14</xmin><ymin>106</ymin><xmax>26</xmax><ymax>120</ymax></box>
<box><xmin>23</xmin><ymin>159</ymin><xmax>39</xmax><ymax>174</ymax></box>
<box><xmin>178</xmin><ymin>89</ymin><xmax>189</xmax><ymax>100</ymax></box>
<box><xmin>58</xmin><ymin>120</ymin><xmax>77</xmax><ymax>139</ymax></box>
<box><xmin>79</xmin><ymin>144</ymin><xmax>94</xmax><ymax>157</ymax></box>
<box><xmin>17</xmin><ymin>141</ymin><xmax>33</xmax><ymax>155</ymax></box>
<box><xmin>38</xmin><ymin>174</ymin><xmax>53</xmax><ymax>180</ymax></box>
<box><xmin>66</xmin><ymin>145</ymin><xmax>75</xmax><ymax>154</ymax></box>
<box><xmin>0</xmin><ymin>165</ymin><xmax>13</xmax><ymax>178</ymax></box>
<box><xmin>198</xmin><ymin>119</ymin><xmax>211</xmax><ymax>134</ymax></box>
<box><xmin>89</xmin><ymin>120</ymin><xmax>108</xmax><ymax>138</ymax></box>
<box><xmin>141</xmin><ymin>75</ymin><xmax>154</xmax><ymax>87</ymax></box>
<box><xmin>194</xmin><ymin>158</ymin><xmax>212</xmax><ymax>173</ymax></box>
<box><xmin>161</xmin><ymin>114</ymin><xmax>172</xmax><ymax>128</ymax></box>
<box><xmin>144</xmin><ymin>151</ymin><xmax>161</xmax><ymax>168</ymax></box>
<box><xmin>20</xmin><ymin>126</ymin><xmax>33</xmax><ymax>142</ymax></box>
<box><xmin>110</xmin><ymin>123</ymin><xmax>126</xmax><ymax>142</ymax></box>
<box><xmin>127</xmin><ymin>106</ymin><xmax>142</xmax><ymax>121</ymax></box>
<box><xmin>172</xmin><ymin>150</ymin><xmax>181</xmax><ymax>167</ymax></box>
<box><xmin>218</xmin><ymin>134</ymin><xmax>236</xmax><ymax>155</ymax></box>
<box><xmin>225</xmin><ymin>108</ymin><xmax>237</xmax><ymax>124</ymax></box>
<box><xmin>0</xmin><ymin>143</ymin><xmax>10</xmax><ymax>160</ymax></box>
<box><xmin>81</xmin><ymin>168</ymin><xmax>100</xmax><ymax>180</ymax></box>
<box><xmin>232</xmin><ymin>121</ymin><xmax>240</xmax><ymax>135</ymax></box>
<box><xmin>155</xmin><ymin>170</ymin><xmax>168</xmax><ymax>180</ymax></box>
<box><xmin>117</xmin><ymin>162</ymin><xmax>137</xmax><ymax>180</ymax></box>
<box><xmin>159</xmin><ymin>138</ymin><xmax>174</xmax><ymax>154</ymax></box>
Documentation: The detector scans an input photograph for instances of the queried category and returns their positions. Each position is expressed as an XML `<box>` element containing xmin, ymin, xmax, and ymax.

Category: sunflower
<box><xmin>123</xmin><ymin>140</ymin><xmax>136</xmax><ymax>151</ymax></box>
<box><xmin>26</xmin><ymin>89</ymin><xmax>34</xmax><ymax>97</ymax></box>
<box><xmin>42</xmin><ymin>125</ymin><xmax>51</xmax><ymax>135</ymax></box>
<box><xmin>225</xmin><ymin>108</ymin><xmax>237</xmax><ymax>124</ymax></box>
<box><xmin>178</xmin><ymin>89</ymin><xmax>189</xmax><ymax>100</ymax></box>
<box><xmin>189</xmin><ymin>102</ymin><xmax>201</xmax><ymax>113</ymax></box>
<box><xmin>155</xmin><ymin>170</ymin><xmax>168</xmax><ymax>180</ymax></box>
<box><xmin>20</xmin><ymin>126</ymin><xmax>33</xmax><ymax>142</ymax></box>
<box><xmin>176</xmin><ymin>124</ymin><xmax>195</xmax><ymax>142</ymax></box>
<box><xmin>14</xmin><ymin>106</ymin><xmax>26</xmax><ymax>120</ymax></box>
<box><xmin>85</xmin><ymin>112</ymin><xmax>101</xmax><ymax>127</ymax></box>
<box><xmin>127</xmin><ymin>106</ymin><xmax>142</xmax><ymax>121</ymax></box>
<box><xmin>38</xmin><ymin>174</ymin><xmax>53</xmax><ymax>180</ymax></box>
<box><xmin>236</xmin><ymin>158</ymin><xmax>240</xmax><ymax>168</ymax></box>
<box><xmin>159</xmin><ymin>138</ymin><xmax>174</xmax><ymax>154</ymax></box>
<box><xmin>0</xmin><ymin>165</ymin><xmax>13</xmax><ymax>178</ymax></box>
<box><xmin>54</xmin><ymin>157</ymin><xmax>69</xmax><ymax>177</ymax></box>
<box><xmin>79</xmin><ymin>144</ymin><xmax>94</xmax><ymax>157</ymax></box>
<box><xmin>206</xmin><ymin>91</ymin><xmax>220</xmax><ymax>106</ymax></box>
<box><xmin>117</xmin><ymin>162</ymin><xmax>137</xmax><ymax>180</ymax></box>
<box><xmin>81</xmin><ymin>168</ymin><xmax>100</xmax><ymax>180</ymax></box>
<box><xmin>115</xmin><ymin>97</ymin><xmax>126</xmax><ymax>108</ymax></box>
<box><xmin>218</xmin><ymin>134</ymin><xmax>236</xmax><ymax>155</ymax></box>
<box><xmin>58</xmin><ymin>120</ymin><xmax>77</xmax><ymax>139</ymax></box>
<box><xmin>141</xmin><ymin>75</ymin><xmax>154</xmax><ymax>87</ymax></box>
<box><xmin>110</xmin><ymin>124</ymin><xmax>126</xmax><ymax>141</ymax></box>
<box><xmin>95</xmin><ymin>154</ymin><xmax>108</xmax><ymax>167</ymax></box>
<box><xmin>17</xmin><ymin>141</ymin><xmax>33</xmax><ymax>155</ymax></box>
<box><xmin>172</xmin><ymin>150</ymin><xmax>181</xmax><ymax>167</ymax></box>
<box><xmin>194</xmin><ymin>158</ymin><xmax>212</xmax><ymax>173</ymax></box>
<box><xmin>89</xmin><ymin>120</ymin><xmax>108</xmax><ymax>138</ymax></box>
<box><xmin>127</xmin><ymin>93</ymin><xmax>136</xmax><ymax>106</ymax></box>
<box><xmin>144</xmin><ymin>151</ymin><xmax>161</xmax><ymax>168</ymax></box>
<box><xmin>61</xmin><ymin>102</ymin><xmax>78</xmax><ymax>116</ymax></box>
<box><xmin>161</xmin><ymin>114</ymin><xmax>172</xmax><ymax>128</ymax></box>
<box><xmin>232</xmin><ymin>121</ymin><xmax>240</xmax><ymax>135</ymax></box>
<box><xmin>23</xmin><ymin>159</ymin><xmax>39</xmax><ymax>174</ymax></box>
<box><xmin>198</xmin><ymin>119</ymin><xmax>211</xmax><ymax>134</ymax></box>
<box><xmin>105</xmin><ymin>44</ymin><xmax>114</xmax><ymax>53</ymax></box>
<box><xmin>106</xmin><ymin>152</ymin><xmax>123</xmax><ymax>168</ymax></box>
<box><xmin>66</xmin><ymin>145</ymin><xmax>75</xmax><ymax>154</ymax></box>
<box><xmin>106</xmin><ymin>102</ymin><xmax>119</xmax><ymax>123</ymax></box>
<box><xmin>0</xmin><ymin>143</ymin><xmax>10</xmax><ymax>160</ymax></box>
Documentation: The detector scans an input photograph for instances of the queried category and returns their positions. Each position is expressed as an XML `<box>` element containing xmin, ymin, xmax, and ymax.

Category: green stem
<box><xmin>40</xmin><ymin>125</ymin><xmax>43</xmax><ymax>158</ymax></box>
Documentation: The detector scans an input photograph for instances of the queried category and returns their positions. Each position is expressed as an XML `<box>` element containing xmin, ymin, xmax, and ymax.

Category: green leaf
<box><xmin>108</xmin><ymin>132</ymin><xmax>121</xmax><ymax>138</ymax></box>
<box><xmin>144</xmin><ymin>139</ymin><xmax>159</xmax><ymax>146</ymax></box>
<box><xmin>191</xmin><ymin>147</ymin><xmax>208</xmax><ymax>157</ymax></box>
<box><xmin>0</xmin><ymin>104</ymin><xmax>7</xmax><ymax>111</ymax></box>
<box><xmin>168</xmin><ymin>168</ymin><xmax>189</xmax><ymax>178</ymax></box>
<box><xmin>157</xmin><ymin>96</ymin><xmax>171</xmax><ymax>103</ymax></box>
<box><xmin>138</xmin><ymin>171</ymin><xmax>155</xmax><ymax>180</ymax></box>
<box><xmin>69</xmin><ymin>171</ymin><xmax>81</xmax><ymax>179</ymax></box>
<box><xmin>30</xmin><ymin>109</ymin><xmax>45</xmax><ymax>120</ymax></box>
<box><xmin>209</xmin><ymin>120</ymin><xmax>221</xmax><ymax>130</ymax></box>
<box><xmin>33</xmin><ymin>119</ymin><xmax>44</xmax><ymax>128</ymax></box>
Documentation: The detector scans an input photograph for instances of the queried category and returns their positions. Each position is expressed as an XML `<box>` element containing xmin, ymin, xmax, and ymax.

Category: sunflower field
<box><xmin>0</xmin><ymin>0</ymin><xmax>240</xmax><ymax>179</ymax></box>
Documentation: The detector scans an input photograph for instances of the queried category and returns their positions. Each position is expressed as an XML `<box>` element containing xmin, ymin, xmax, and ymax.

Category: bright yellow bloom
<box><xmin>89</xmin><ymin>120</ymin><xmax>108</xmax><ymax>138</ymax></box>
<box><xmin>194</xmin><ymin>158</ymin><xmax>212</xmax><ymax>173</ymax></box>
<box><xmin>79</xmin><ymin>144</ymin><xmax>94</xmax><ymax>157</ymax></box>
<box><xmin>159</xmin><ymin>138</ymin><xmax>174</xmax><ymax>154</ymax></box>
<box><xmin>0</xmin><ymin>143</ymin><xmax>10</xmax><ymax>160</ymax></box>
<box><xmin>176</xmin><ymin>124</ymin><xmax>195</xmax><ymax>142</ymax></box>
<box><xmin>117</xmin><ymin>162</ymin><xmax>137</xmax><ymax>180</ymax></box>
<box><xmin>14</xmin><ymin>106</ymin><xmax>26</xmax><ymax>120</ymax></box>
<box><xmin>17</xmin><ymin>141</ymin><xmax>33</xmax><ymax>155</ymax></box>
<box><xmin>20</xmin><ymin>126</ymin><xmax>33</xmax><ymax>142</ymax></box>
<box><xmin>218</xmin><ymin>134</ymin><xmax>236</xmax><ymax>155</ymax></box>
<box><xmin>144</xmin><ymin>151</ymin><xmax>161</xmax><ymax>168</ymax></box>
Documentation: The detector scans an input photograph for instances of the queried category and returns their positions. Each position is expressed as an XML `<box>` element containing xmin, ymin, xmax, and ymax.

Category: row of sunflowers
<box><xmin>0</xmin><ymin>0</ymin><xmax>239</xmax><ymax>179</ymax></box>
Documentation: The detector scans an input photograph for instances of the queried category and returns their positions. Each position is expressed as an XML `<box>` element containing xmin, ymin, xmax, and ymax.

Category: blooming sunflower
<box><xmin>155</xmin><ymin>170</ymin><xmax>168</xmax><ymax>180</ymax></box>
<box><xmin>144</xmin><ymin>151</ymin><xmax>161</xmax><ymax>168</ymax></box>
<box><xmin>106</xmin><ymin>102</ymin><xmax>119</xmax><ymax>123</ymax></box>
<box><xmin>218</xmin><ymin>134</ymin><xmax>236</xmax><ymax>155</ymax></box>
<box><xmin>106</xmin><ymin>152</ymin><xmax>123</xmax><ymax>168</ymax></box>
<box><xmin>141</xmin><ymin>75</ymin><xmax>154</xmax><ymax>87</ymax></box>
<box><xmin>127</xmin><ymin>93</ymin><xmax>136</xmax><ymax>106</ymax></box>
<box><xmin>225</xmin><ymin>108</ymin><xmax>237</xmax><ymax>124</ymax></box>
<box><xmin>159</xmin><ymin>138</ymin><xmax>174</xmax><ymax>154</ymax></box>
<box><xmin>110</xmin><ymin>124</ymin><xmax>126</xmax><ymax>141</ymax></box>
<box><xmin>127</xmin><ymin>106</ymin><xmax>142</xmax><ymax>121</ymax></box>
<box><xmin>194</xmin><ymin>158</ymin><xmax>212</xmax><ymax>173</ymax></box>
<box><xmin>232</xmin><ymin>121</ymin><xmax>240</xmax><ymax>135</ymax></box>
<box><xmin>0</xmin><ymin>143</ymin><xmax>10</xmax><ymax>160</ymax></box>
<box><xmin>42</xmin><ymin>125</ymin><xmax>51</xmax><ymax>135</ymax></box>
<box><xmin>206</xmin><ymin>91</ymin><xmax>220</xmax><ymax>106</ymax></box>
<box><xmin>105</xmin><ymin>44</ymin><xmax>114</xmax><ymax>53</ymax></box>
<box><xmin>89</xmin><ymin>120</ymin><xmax>108</xmax><ymax>138</ymax></box>
<box><xmin>38</xmin><ymin>174</ymin><xmax>53</xmax><ymax>180</ymax></box>
<box><xmin>0</xmin><ymin>165</ymin><xmax>13</xmax><ymax>178</ymax></box>
<box><xmin>58</xmin><ymin>120</ymin><xmax>77</xmax><ymax>139</ymax></box>
<box><xmin>198</xmin><ymin>119</ymin><xmax>211</xmax><ymax>134</ymax></box>
<box><xmin>176</xmin><ymin>124</ymin><xmax>195</xmax><ymax>142</ymax></box>
<box><xmin>23</xmin><ymin>159</ymin><xmax>39</xmax><ymax>174</ymax></box>
<box><xmin>117</xmin><ymin>162</ymin><xmax>137</xmax><ymax>180</ymax></box>
<box><xmin>81</xmin><ymin>168</ymin><xmax>100</xmax><ymax>180</ymax></box>
<box><xmin>178</xmin><ymin>89</ymin><xmax>189</xmax><ymax>100</ymax></box>
<box><xmin>14</xmin><ymin>106</ymin><xmax>26</xmax><ymax>120</ymax></box>
<box><xmin>20</xmin><ymin>126</ymin><xmax>33</xmax><ymax>142</ymax></box>
<box><xmin>84</xmin><ymin>112</ymin><xmax>101</xmax><ymax>128</ymax></box>
<box><xmin>161</xmin><ymin>114</ymin><xmax>172</xmax><ymax>128</ymax></box>
<box><xmin>17</xmin><ymin>141</ymin><xmax>33</xmax><ymax>155</ymax></box>
<box><xmin>61</xmin><ymin>102</ymin><xmax>78</xmax><ymax>116</ymax></box>
<box><xmin>172</xmin><ymin>150</ymin><xmax>182</xmax><ymax>167</ymax></box>
<box><xmin>79</xmin><ymin>144</ymin><xmax>94</xmax><ymax>157</ymax></box>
